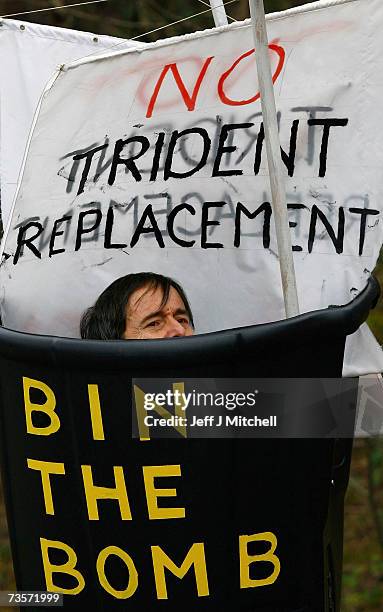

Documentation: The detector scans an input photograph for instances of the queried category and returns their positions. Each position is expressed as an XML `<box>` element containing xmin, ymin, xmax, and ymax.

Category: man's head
<box><xmin>80</xmin><ymin>272</ymin><xmax>194</xmax><ymax>340</ymax></box>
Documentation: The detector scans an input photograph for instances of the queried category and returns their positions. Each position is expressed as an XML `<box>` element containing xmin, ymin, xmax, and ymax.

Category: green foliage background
<box><xmin>0</xmin><ymin>1</ymin><xmax>315</xmax><ymax>40</ymax></box>
<box><xmin>0</xmin><ymin>2</ymin><xmax>382</xmax><ymax>610</ymax></box>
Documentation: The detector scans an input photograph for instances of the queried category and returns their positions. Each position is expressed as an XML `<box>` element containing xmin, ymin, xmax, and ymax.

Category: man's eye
<box><xmin>146</xmin><ymin>320</ymin><xmax>161</xmax><ymax>328</ymax></box>
<box><xmin>177</xmin><ymin>318</ymin><xmax>189</xmax><ymax>326</ymax></box>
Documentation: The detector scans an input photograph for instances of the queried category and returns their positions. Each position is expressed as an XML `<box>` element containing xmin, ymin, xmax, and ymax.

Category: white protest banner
<box><xmin>0</xmin><ymin>0</ymin><xmax>382</xmax><ymax>375</ymax></box>
<box><xmin>0</xmin><ymin>18</ymin><xmax>143</xmax><ymax>225</ymax></box>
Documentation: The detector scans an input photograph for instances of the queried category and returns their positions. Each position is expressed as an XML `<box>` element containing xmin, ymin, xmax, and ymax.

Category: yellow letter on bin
<box><xmin>40</xmin><ymin>538</ymin><xmax>85</xmax><ymax>595</ymax></box>
<box><xmin>27</xmin><ymin>459</ymin><xmax>65</xmax><ymax>515</ymax></box>
<box><xmin>23</xmin><ymin>377</ymin><xmax>60</xmax><ymax>436</ymax></box>
<box><xmin>151</xmin><ymin>542</ymin><xmax>209</xmax><ymax>599</ymax></box>
<box><xmin>81</xmin><ymin>465</ymin><xmax>132</xmax><ymax>520</ymax></box>
<box><xmin>88</xmin><ymin>384</ymin><xmax>105</xmax><ymax>441</ymax></box>
<box><xmin>143</xmin><ymin>465</ymin><xmax>185</xmax><ymax>520</ymax></box>
<box><xmin>97</xmin><ymin>546</ymin><xmax>138</xmax><ymax>599</ymax></box>
<box><xmin>239</xmin><ymin>532</ymin><xmax>280</xmax><ymax>588</ymax></box>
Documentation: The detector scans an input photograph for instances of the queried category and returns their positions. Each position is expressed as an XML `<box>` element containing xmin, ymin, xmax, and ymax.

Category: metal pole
<box><xmin>209</xmin><ymin>0</ymin><xmax>229</xmax><ymax>26</ymax></box>
<box><xmin>248</xmin><ymin>0</ymin><xmax>299</xmax><ymax>318</ymax></box>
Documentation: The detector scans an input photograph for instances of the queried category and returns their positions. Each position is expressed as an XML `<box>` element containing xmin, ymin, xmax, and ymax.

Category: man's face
<box><xmin>123</xmin><ymin>284</ymin><xmax>194</xmax><ymax>339</ymax></box>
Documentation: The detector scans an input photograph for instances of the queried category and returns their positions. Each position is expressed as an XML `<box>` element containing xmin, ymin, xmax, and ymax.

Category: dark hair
<box><xmin>80</xmin><ymin>272</ymin><xmax>194</xmax><ymax>340</ymax></box>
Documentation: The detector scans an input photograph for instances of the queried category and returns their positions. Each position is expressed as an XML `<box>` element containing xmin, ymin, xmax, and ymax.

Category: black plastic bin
<box><xmin>0</xmin><ymin>276</ymin><xmax>380</xmax><ymax>611</ymax></box>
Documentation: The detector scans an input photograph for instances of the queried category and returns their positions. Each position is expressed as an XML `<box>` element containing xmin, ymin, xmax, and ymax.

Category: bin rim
<box><xmin>0</xmin><ymin>275</ymin><xmax>379</xmax><ymax>370</ymax></box>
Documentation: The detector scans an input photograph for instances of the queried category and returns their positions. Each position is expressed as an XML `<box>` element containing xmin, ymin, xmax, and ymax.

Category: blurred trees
<box><xmin>0</xmin><ymin>1</ymin><xmax>315</xmax><ymax>40</ymax></box>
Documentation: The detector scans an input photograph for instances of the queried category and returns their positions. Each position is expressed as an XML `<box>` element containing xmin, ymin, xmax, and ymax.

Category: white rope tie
<box><xmin>0</xmin><ymin>0</ymin><xmax>108</xmax><ymax>20</ymax></box>
<box><xmin>196</xmin><ymin>0</ymin><xmax>238</xmax><ymax>22</ymax></box>
<box><xmin>128</xmin><ymin>0</ymin><xmax>237</xmax><ymax>42</ymax></box>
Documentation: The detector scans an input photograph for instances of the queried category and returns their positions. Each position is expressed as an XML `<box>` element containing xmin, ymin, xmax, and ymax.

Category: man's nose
<box><xmin>165</xmin><ymin>316</ymin><xmax>186</xmax><ymax>337</ymax></box>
